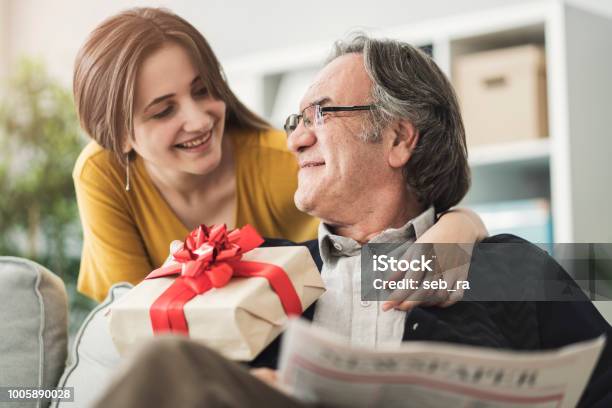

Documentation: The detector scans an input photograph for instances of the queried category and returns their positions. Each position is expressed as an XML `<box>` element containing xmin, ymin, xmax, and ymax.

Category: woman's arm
<box><xmin>383</xmin><ymin>207</ymin><xmax>488</xmax><ymax>311</ymax></box>
<box><xmin>422</xmin><ymin>207</ymin><xmax>488</xmax><ymax>243</ymax></box>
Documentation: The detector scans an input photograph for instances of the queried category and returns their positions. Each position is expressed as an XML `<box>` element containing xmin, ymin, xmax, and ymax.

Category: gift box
<box><xmin>109</xmin><ymin>224</ymin><xmax>325</xmax><ymax>361</ymax></box>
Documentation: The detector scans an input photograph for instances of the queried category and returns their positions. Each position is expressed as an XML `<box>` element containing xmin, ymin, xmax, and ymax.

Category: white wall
<box><xmin>0</xmin><ymin>0</ymin><xmax>8</xmax><ymax>79</ymax></box>
<box><xmin>3</xmin><ymin>0</ymin><xmax>612</xmax><ymax>86</ymax></box>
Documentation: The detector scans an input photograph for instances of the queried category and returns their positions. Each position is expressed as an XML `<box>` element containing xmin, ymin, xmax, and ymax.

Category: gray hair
<box><xmin>328</xmin><ymin>33</ymin><xmax>470</xmax><ymax>213</ymax></box>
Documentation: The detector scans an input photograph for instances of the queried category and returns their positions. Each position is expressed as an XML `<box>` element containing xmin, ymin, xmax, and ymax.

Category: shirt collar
<box><xmin>318</xmin><ymin>206</ymin><xmax>436</xmax><ymax>262</ymax></box>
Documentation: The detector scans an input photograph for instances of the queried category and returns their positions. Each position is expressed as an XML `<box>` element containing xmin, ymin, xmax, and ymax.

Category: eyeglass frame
<box><xmin>284</xmin><ymin>104</ymin><xmax>376</xmax><ymax>136</ymax></box>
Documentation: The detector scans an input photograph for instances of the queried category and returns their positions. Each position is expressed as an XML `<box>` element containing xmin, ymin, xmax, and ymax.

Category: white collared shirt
<box><xmin>313</xmin><ymin>207</ymin><xmax>435</xmax><ymax>348</ymax></box>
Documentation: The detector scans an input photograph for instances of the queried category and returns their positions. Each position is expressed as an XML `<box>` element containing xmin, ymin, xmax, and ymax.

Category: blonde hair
<box><xmin>73</xmin><ymin>7</ymin><xmax>269</xmax><ymax>166</ymax></box>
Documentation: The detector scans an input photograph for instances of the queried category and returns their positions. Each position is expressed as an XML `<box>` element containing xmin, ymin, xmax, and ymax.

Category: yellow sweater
<box><xmin>73</xmin><ymin>127</ymin><xmax>319</xmax><ymax>301</ymax></box>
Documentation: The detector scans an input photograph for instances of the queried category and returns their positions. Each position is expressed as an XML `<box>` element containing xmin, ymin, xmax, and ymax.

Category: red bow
<box><xmin>145</xmin><ymin>224</ymin><xmax>303</xmax><ymax>334</ymax></box>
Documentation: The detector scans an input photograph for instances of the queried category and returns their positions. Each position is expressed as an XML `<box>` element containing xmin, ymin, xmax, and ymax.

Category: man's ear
<box><xmin>388</xmin><ymin>119</ymin><xmax>418</xmax><ymax>169</ymax></box>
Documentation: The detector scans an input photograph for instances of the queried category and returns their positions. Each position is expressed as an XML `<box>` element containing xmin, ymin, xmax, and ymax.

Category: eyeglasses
<box><xmin>284</xmin><ymin>104</ymin><xmax>376</xmax><ymax>136</ymax></box>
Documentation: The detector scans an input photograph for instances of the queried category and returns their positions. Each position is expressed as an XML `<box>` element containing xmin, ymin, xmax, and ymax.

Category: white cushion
<box><xmin>53</xmin><ymin>283</ymin><xmax>132</xmax><ymax>408</ymax></box>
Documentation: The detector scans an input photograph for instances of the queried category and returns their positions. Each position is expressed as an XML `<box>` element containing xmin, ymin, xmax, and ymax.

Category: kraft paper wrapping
<box><xmin>109</xmin><ymin>246</ymin><xmax>325</xmax><ymax>361</ymax></box>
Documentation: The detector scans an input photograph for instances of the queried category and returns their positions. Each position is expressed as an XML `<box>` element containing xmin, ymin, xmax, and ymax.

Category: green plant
<box><xmin>0</xmin><ymin>58</ymin><xmax>95</xmax><ymax>332</ymax></box>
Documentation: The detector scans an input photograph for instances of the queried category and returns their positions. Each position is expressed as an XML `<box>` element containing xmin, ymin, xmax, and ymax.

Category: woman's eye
<box><xmin>194</xmin><ymin>87</ymin><xmax>208</xmax><ymax>97</ymax></box>
<box><xmin>152</xmin><ymin>106</ymin><xmax>173</xmax><ymax>119</ymax></box>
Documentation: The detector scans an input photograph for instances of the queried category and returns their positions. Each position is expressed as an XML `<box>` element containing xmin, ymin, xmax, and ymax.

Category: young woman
<box><xmin>72</xmin><ymin>7</ymin><xmax>487</xmax><ymax>302</ymax></box>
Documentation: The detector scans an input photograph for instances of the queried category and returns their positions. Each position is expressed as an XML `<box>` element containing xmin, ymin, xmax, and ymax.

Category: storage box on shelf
<box><xmin>223</xmin><ymin>1</ymin><xmax>612</xmax><ymax>243</ymax></box>
<box><xmin>454</xmin><ymin>44</ymin><xmax>548</xmax><ymax>147</ymax></box>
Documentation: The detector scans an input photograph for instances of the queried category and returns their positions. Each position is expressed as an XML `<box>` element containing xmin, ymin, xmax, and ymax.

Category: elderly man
<box><xmin>94</xmin><ymin>35</ymin><xmax>611</xmax><ymax>408</ymax></box>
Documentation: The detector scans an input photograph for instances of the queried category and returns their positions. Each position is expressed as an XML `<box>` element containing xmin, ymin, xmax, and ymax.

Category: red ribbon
<box><xmin>145</xmin><ymin>224</ymin><xmax>303</xmax><ymax>335</ymax></box>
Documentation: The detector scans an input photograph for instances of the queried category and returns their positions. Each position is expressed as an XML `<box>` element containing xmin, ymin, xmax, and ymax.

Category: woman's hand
<box><xmin>161</xmin><ymin>240</ymin><xmax>184</xmax><ymax>267</ymax></box>
<box><xmin>382</xmin><ymin>208</ymin><xmax>488</xmax><ymax>312</ymax></box>
<box><xmin>250</xmin><ymin>368</ymin><xmax>283</xmax><ymax>391</ymax></box>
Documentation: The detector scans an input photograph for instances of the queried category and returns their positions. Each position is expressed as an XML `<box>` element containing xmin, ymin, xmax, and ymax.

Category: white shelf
<box><xmin>468</xmin><ymin>139</ymin><xmax>550</xmax><ymax>167</ymax></box>
<box><xmin>224</xmin><ymin>1</ymin><xmax>612</xmax><ymax>243</ymax></box>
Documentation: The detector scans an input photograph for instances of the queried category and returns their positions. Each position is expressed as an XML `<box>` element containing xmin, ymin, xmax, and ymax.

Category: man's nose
<box><xmin>182</xmin><ymin>100</ymin><xmax>211</xmax><ymax>133</ymax></box>
<box><xmin>287</xmin><ymin>125</ymin><xmax>317</xmax><ymax>154</ymax></box>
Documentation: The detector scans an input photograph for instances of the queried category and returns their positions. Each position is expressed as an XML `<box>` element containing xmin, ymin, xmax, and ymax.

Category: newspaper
<box><xmin>278</xmin><ymin>318</ymin><xmax>605</xmax><ymax>408</ymax></box>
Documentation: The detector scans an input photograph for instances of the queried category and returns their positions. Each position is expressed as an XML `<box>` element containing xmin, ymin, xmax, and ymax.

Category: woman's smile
<box><xmin>174</xmin><ymin>130</ymin><xmax>213</xmax><ymax>152</ymax></box>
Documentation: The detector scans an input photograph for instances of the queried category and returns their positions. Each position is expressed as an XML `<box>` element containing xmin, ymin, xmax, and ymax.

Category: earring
<box><xmin>125</xmin><ymin>154</ymin><xmax>131</xmax><ymax>191</ymax></box>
